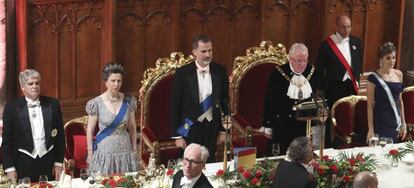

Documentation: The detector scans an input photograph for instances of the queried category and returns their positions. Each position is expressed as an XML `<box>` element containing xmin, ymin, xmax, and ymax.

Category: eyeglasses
<box><xmin>290</xmin><ymin>56</ymin><xmax>308</xmax><ymax>64</ymax></box>
<box><xmin>183</xmin><ymin>157</ymin><xmax>204</xmax><ymax>166</ymax></box>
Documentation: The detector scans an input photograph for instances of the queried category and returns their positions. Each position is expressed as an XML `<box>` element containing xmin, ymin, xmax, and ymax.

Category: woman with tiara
<box><xmin>367</xmin><ymin>42</ymin><xmax>407</xmax><ymax>143</ymax></box>
<box><xmin>86</xmin><ymin>62</ymin><xmax>138</xmax><ymax>174</ymax></box>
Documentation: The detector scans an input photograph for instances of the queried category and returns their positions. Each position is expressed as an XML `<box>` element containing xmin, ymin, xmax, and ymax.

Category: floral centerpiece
<box><xmin>212</xmin><ymin>158</ymin><xmax>278</xmax><ymax>187</ymax></box>
<box><xmin>384</xmin><ymin>149</ymin><xmax>406</xmax><ymax>163</ymax></box>
<box><xmin>311</xmin><ymin>152</ymin><xmax>377</xmax><ymax>188</ymax></box>
<box><xmin>100</xmin><ymin>175</ymin><xmax>137</xmax><ymax>188</ymax></box>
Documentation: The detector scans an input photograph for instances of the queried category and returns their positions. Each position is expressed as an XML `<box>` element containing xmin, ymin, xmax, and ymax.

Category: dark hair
<box><xmin>192</xmin><ymin>35</ymin><xmax>212</xmax><ymax>49</ymax></box>
<box><xmin>102</xmin><ymin>61</ymin><xmax>124</xmax><ymax>81</ymax></box>
<box><xmin>287</xmin><ymin>137</ymin><xmax>312</xmax><ymax>163</ymax></box>
<box><xmin>378</xmin><ymin>42</ymin><xmax>396</xmax><ymax>60</ymax></box>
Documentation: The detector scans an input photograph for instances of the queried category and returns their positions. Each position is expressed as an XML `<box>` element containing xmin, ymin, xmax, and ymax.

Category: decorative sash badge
<box><xmin>51</xmin><ymin>129</ymin><xmax>58</xmax><ymax>137</ymax></box>
<box><xmin>176</xmin><ymin>118</ymin><xmax>194</xmax><ymax>137</ymax></box>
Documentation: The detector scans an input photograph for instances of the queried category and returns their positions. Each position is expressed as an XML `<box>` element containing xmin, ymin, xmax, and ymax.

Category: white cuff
<box><xmin>5</xmin><ymin>167</ymin><xmax>16</xmax><ymax>173</ymax></box>
<box><xmin>264</xmin><ymin>128</ymin><xmax>272</xmax><ymax>135</ymax></box>
<box><xmin>171</xmin><ymin>136</ymin><xmax>183</xmax><ymax>139</ymax></box>
<box><xmin>54</xmin><ymin>162</ymin><xmax>63</xmax><ymax>167</ymax></box>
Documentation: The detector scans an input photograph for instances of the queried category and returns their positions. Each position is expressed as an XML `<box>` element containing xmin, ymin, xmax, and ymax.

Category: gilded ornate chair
<box><xmin>139</xmin><ymin>52</ymin><xmax>194</xmax><ymax>167</ymax></box>
<box><xmin>230</xmin><ymin>41</ymin><xmax>288</xmax><ymax>156</ymax></box>
<box><xmin>402</xmin><ymin>86</ymin><xmax>414</xmax><ymax>140</ymax></box>
<box><xmin>64</xmin><ymin>115</ymin><xmax>99</xmax><ymax>177</ymax></box>
<box><xmin>331</xmin><ymin>95</ymin><xmax>368</xmax><ymax>148</ymax></box>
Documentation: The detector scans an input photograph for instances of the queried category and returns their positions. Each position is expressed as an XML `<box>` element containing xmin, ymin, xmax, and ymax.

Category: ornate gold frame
<box><xmin>138</xmin><ymin>52</ymin><xmax>194</xmax><ymax>167</ymax></box>
<box><xmin>403</xmin><ymin>86</ymin><xmax>414</xmax><ymax>93</ymax></box>
<box><xmin>229</xmin><ymin>41</ymin><xmax>288</xmax><ymax>141</ymax></box>
<box><xmin>331</xmin><ymin>95</ymin><xmax>367</xmax><ymax>144</ymax></box>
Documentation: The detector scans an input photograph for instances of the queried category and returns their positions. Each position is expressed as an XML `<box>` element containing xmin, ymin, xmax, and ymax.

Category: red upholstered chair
<box><xmin>64</xmin><ymin>116</ymin><xmax>99</xmax><ymax>177</ymax></box>
<box><xmin>402</xmin><ymin>86</ymin><xmax>414</xmax><ymax>140</ymax></box>
<box><xmin>139</xmin><ymin>52</ymin><xmax>194</xmax><ymax>167</ymax></box>
<box><xmin>331</xmin><ymin>95</ymin><xmax>368</xmax><ymax>148</ymax></box>
<box><xmin>230</xmin><ymin>41</ymin><xmax>288</xmax><ymax>156</ymax></box>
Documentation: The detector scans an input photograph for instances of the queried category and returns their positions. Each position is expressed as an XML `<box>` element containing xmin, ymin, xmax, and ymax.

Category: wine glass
<box><xmin>379</xmin><ymin>137</ymin><xmax>387</xmax><ymax>155</ymax></box>
<box><xmin>38</xmin><ymin>175</ymin><xmax>48</xmax><ymax>186</ymax></box>
<box><xmin>18</xmin><ymin>177</ymin><xmax>31</xmax><ymax>188</ymax></box>
<box><xmin>167</xmin><ymin>159</ymin><xmax>176</xmax><ymax>169</ymax></box>
<box><xmin>369</xmin><ymin>134</ymin><xmax>379</xmax><ymax>147</ymax></box>
<box><xmin>384</xmin><ymin>137</ymin><xmax>394</xmax><ymax>150</ymax></box>
<box><xmin>80</xmin><ymin>168</ymin><xmax>89</xmax><ymax>182</ymax></box>
<box><xmin>272</xmin><ymin>143</ymin><xmax>280</xmax><ymax>156</ymax></box>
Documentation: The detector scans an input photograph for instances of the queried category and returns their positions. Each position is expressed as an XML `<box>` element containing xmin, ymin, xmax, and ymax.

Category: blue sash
<box><xmin>176</xmin><ymin>95</ymin><xmax>213</xmax><ymax>137</ymax></box>
<box><xmin>93</xmin><ymin>97</ymin><xmax>129</xmax><ymax>151</ymax></box>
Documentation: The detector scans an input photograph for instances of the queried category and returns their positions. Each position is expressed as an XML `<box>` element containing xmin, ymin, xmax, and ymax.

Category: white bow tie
<box><xmin>28</xmin><ymin>101</ymin><xmax>40</xmax><ymax>108</ymax></box>
<box><xmin>180</xmin><ymin>176</ymin><xmax>192</xmax><ymax>186</ymax></box>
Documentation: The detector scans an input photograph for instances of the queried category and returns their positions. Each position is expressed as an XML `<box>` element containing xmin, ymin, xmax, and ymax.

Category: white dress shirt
<box><xmin>330</xmin><ymin>33</ymin><xmax>352</xmax><ymax>82</ymax></box>
<box><xmin>22</xmin><ymin>97</ymin><xmax>51</xmax><ymax>158</ymax></box>
<box><xmin>196</xmin><ymin>62</ymin><xmax>213</xmax><ymax>122</ymax></box>
<box><xmin>180</xmin><ymin>174</ymin><xmax>202</xmax><ymax>188</ymax></box>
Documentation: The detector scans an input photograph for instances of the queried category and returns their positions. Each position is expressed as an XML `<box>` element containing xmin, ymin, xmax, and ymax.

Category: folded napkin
<box><xmin>58</xmin><ymin>172</ymin><xmax>72</xmax><ymax>188</ymax></box>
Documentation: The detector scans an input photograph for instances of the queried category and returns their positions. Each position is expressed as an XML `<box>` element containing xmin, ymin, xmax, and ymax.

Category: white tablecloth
<box><xmin>316</xmin><ymin>143</ymin><xmax>414</xmax><ymax>188</ymax></box>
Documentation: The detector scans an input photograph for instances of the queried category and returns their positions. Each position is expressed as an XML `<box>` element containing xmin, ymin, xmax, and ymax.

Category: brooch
<box><xmin>51</xmin><ymin>129</ymin><xmax>58</xmax><ymax>137</ymax></box>
<box><xmin>352</xmin><ymin>45</ymin><xmax>357</xmax><ymax>50</ymax></box>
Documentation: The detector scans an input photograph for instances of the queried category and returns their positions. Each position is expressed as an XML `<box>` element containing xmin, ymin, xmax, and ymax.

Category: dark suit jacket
<box><xmin>2</xmin><ymin>96</ymin><xmax>65</xmax><ymax>169</ymax></box>
<box><xmin>170</xmin><ymin>61</ymin><xmax>229</xmax><ymax>137</ymax></box>
<box><xmin>262</xmin><ymin>63</ymin><xmax>317</xmax><ymax>154</ymax></box>
<box><xmin>171</xmin><ymin>170</ymin><xmax>213</xmax><ymax>188</ymax></box>
<box><xmin>316</xmin><ymin>35</ymin><xmax>362</xmax><ymax>105</ymax></box>
<box><xmin>272</xmin><ymin>160</ymin><xmax>316</xmax><ymax>188</ymax></box>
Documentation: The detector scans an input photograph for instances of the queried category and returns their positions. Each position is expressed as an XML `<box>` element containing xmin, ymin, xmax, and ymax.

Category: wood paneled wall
<box><xmin>14</xmin><ymin>0</ymin><xmax>405</xmax><ymax>122</ymax></box>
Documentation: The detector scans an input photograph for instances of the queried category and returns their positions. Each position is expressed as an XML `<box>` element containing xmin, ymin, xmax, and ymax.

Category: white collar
<box><xmin>25</xmin><ymin>97</ymin><xmax>40</xmax><ymax>103</ymax></box>
<box><xmin>195</xmin><ymin>61</ymin><xmax>210</xmax><ymax>73</ymax></box>
<box><xmin>335</xmin><ymin>32</ymin><xmax>349</xmax><ymax>43</ymax></box>
<box><xmin>180</xmin><ymin>174</ymin><xmax>202</xmax><ymax>187</ymax></box>
<box><xmin>289</xmin><ymin>63</ymin><xmax>302</xmax><ymax>75</ymax></box>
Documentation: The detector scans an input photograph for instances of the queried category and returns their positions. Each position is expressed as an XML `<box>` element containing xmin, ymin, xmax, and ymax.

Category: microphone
<box><xmin>215</xmin><ymin>100</ymin><xmax>224</xmax><ymax>117</ymax></box>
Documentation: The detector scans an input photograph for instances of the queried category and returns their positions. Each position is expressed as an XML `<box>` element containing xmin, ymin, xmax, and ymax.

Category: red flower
<box><xmin>343</xmin><ymin>175</ymin><xmax>350</xmax><ymax>182</ymax></box>
<box><xmin>167</xmin><ymin>168</ymin><xmax>175</xmax><ymax>176</ymax></box>
<box><xmin>216</xmin><ymin>169</ymin><xmax>224</xmax><ymax>176</ymax></box>
<box><xmin>389</xmin><ymin>149</ymin><xmax>399</xmax><ymax>156</ymax></box>
<box><xmin>109</xmin><ymin>179</ymin><xmax>116</xmax><ymax>187</ymax></box>
<box><xmin>349</xmin><ymin>158</ymin><xmax>356</xmax><ymax>165</ymax></box>
<box><xmin>251</xmin><ymin>177</ymin><xmax>259</xmax><ymax>185</ymax></box>
<box><xmin>317</xmin><ymin>168</ymin><xmax>326</xmax><ymax>175</ymax></box>
<box><xmin>238</xmin><ymin>165</ymin><xmax>245</xmax><ymax>172</ymax></box>
<box><xmin>242</xmin><ymin>171</ymin><xmax>251</xmax><ymax>179</ymax></box>
<box><xmin>255</xmin><ymin>170</ymin><xmax>262</xmax><ymax>178</ymax></box>
<box><xmin>330</xmin><ymin>165</ymin><xmax>338</xmax><ymax>173</ymax></box>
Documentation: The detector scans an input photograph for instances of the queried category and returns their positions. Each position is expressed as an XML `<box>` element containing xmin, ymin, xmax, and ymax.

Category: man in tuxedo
<box><xmin>316</xmin><ymin>15</ymin><xmax>363</xmax><ymax>147</ymax></box>
<box><xmin>272</xmin><ymin>137</ymin><xmax>316</xmax><ymax>188</ymax></box>
<box><xmin>172</xmin><ymin>143</ymin><xmax>213</xmax><ymax>188</ymax></box>
<box><xmin>261</xmin><ymin>43</ymin><xmax>317</xmax><ymax>155</ymax></box>
<box><xmin>171</xmin><ymin>35</ymin><xmax>229</xmax><ymax>162</ymax></box>
<box><xmin>2</xmin><ymin>69</ymin><xmax>65</xmax><ymax>182</ymax></box>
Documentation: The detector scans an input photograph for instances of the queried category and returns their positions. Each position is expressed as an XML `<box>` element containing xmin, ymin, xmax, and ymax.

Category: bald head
<box><xmin>336</xmin><ymin>15</ymin><xmax>352</xmax><ymax>38</ymax></box>
<box><xmin>353</xmin><ymin>171</ymin><xmax>378</xmax><ymax>188</ymax></box>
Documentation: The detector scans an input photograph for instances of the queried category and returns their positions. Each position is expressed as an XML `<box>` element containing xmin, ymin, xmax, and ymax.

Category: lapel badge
<box><xmin>51</xmin><ymin>129</ymin><xmax>58</xmax><ymax>137</ymax></box>
<box><xmin>352</xmin><ymin>45</ymin><xmax>357</xmax><ymax>50</ymax></box>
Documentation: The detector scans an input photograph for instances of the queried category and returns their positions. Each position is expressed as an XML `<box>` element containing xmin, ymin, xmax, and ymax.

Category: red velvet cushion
<box><xmin>253</xmin><ymin>134</ymin><xmax>270</xmax><ymax>156</ymax></box>
<box><xmin>333</xmin><ymin>103</ymin><xmax>353</xmax><ymax>138</ymax></box>
<box><xmin>73</xmin><ymin>135</ymin><xmax>87</xmax><ymax>169</ymax></box>
<box><xmin>403</xmin><ymin>91</ymin><xmax>414</xmax><ymax>124</ymax></box>
<box><xmin>237</xmin><ymin>63</ymin><xmax>276</xmax><ymax>129</ymax></box>
<box><xmin>64</xmin><ymin>122</ymin><xmax>86</xmax><ymax>160</ymax></box>
<box><xmin>354</xmin><ymin>100</ymin><xmax>368</xmax><ymax>138</ymax></box>
<box><xmin>148</xmin><ymin>74</ymin><xmax>174</xmax><ymax>141</ymax></box>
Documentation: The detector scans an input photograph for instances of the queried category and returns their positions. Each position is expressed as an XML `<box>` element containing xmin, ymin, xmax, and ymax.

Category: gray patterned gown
<box><xmin>86</xmin><ymin>95</ymin><xmax>138</xmax><ymax>174</ymax></box>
